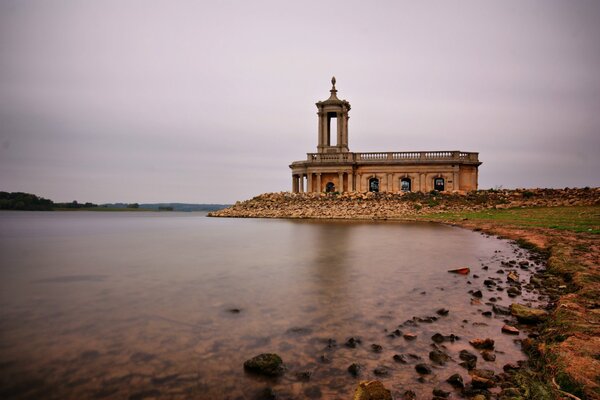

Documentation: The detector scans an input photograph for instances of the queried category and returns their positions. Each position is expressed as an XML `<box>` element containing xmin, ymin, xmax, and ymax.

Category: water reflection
<box><xmin>0</xmin><ymin>212</ymin><xmax>543</xmax><ymax>399</ymax></box>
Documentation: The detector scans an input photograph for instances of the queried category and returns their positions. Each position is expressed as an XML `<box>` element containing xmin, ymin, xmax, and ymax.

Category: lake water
<box><xmin>0</xmin><ymin>212</ymin><xmax>543</xmax><ymax>399</ymax></box>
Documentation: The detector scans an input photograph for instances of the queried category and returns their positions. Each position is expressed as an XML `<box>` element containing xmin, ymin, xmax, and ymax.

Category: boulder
<box><xmin>510</xmin><ymin>304</ymin><xmax>548</xmax><ymax>323</ymax></box>
<box><xmin>353</xmin><ymin>380</ymin><xmax>393</xmax><ymax>400</ymax></box>
<box><xmin>243</xmin><ymin>353</ymin><xmax>284</xmax><ymax>376</ymax></box>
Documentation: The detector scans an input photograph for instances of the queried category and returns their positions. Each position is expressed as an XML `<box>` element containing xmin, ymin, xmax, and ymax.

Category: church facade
<box><xmin>290</xmin><ymin>78</ymin><xmax>481</xmax><ymax>193</ymax></box>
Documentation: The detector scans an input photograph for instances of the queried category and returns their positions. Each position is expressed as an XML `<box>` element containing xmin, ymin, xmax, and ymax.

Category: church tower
<box><xmin>316</xmin><ymin>77</ymin><xmax>351</xmax><ymax>153</ymax></box>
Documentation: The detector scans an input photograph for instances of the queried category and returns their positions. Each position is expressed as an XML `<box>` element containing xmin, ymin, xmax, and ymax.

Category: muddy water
<box><xmin>0</xmin><ymin>212</ymin><xmax>544</xmax><ymax>399</ymax></box>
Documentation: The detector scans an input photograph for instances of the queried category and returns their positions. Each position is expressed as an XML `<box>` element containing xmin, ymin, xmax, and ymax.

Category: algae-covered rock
<box><xmin>243</xmin><ymin>353</ymin><xmax>284</xmax><ymax>376</ymax></box>
<box><xmin>510</xmin><ymin>303</ymin><xmax>548</xmax><ymax>323</ymax></box>
<box><xmin>353</xmin><ymin>380</ymin><xmax>392</xmax><ymax>400</ymax></box>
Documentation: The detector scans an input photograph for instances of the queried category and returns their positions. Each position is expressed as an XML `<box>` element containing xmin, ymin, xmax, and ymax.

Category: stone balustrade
<box><xmin>299</xmin><ymin>151</ymin><xmax>479</xmax><ymax>164</ymax></box>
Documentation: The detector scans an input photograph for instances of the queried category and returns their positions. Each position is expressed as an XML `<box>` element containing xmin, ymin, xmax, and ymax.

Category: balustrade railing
<box><xmin>304</xmin><ymin>151</ymin><xmax>479</xmax><ymax>163</ymax></box>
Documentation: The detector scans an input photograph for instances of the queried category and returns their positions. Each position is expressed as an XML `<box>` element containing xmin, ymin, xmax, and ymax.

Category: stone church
<box><xmin>290</xmin><ymin>78</ymin><xmax>481</xmax><ymax>193</ymax></box>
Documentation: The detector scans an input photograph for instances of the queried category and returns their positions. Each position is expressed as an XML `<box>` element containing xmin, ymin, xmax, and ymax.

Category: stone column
<box><xmin>348</xmin><ymin>172</ymin><xmax>354</xmax><ymax>191</ymax></box>
<box><xmin>388</xmin><ymin>173</ymin><xmax>393</xmax><ymax>192</ymax></box>
<box><xmin>316</xmin><ymin>173</ymin><xmax>322</xmax><ymax>193</ymax></box>
<box><xmin>338</xmin><ymin>172</ymin><xmax>344</xmax><ymax>192</ymax></box>
<box><xmin>318</xmin><ymin>112</ymin><xmax>323</xmax><ymax>151</ymax></box>
<box><xmin>299</xmin><ymin>174</ymin><xmax>304</xmax><ymax>193</ymax></box>
<box><xmin>419</xmin><ymin>173</ymin><xmax>425</xmax><ymax>192</ymax></box>
<box><xmin>357</xmin><ymin>174</ymin><xmax>361</xmax><ymax>192</ymax></box>
<box><xmin>337</xmin><ymin>113</ymin><xmax>343</xmax><ymax>150</ymax></box>
<box><xmin>307</xmin><ymin>173</ymin><xmax>313</xmax><ymax>193</ymax></box>
<box><xmin>292</xmin><ymin>175</ymin><xmax>297</xmax><ymax>193</ymax></box>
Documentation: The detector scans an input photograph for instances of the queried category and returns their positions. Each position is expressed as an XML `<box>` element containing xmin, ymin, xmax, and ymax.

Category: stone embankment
<box><xmin>208</xmin><ymin>188</ymin><xmax>600</xmax><ymax>219</ymax></box>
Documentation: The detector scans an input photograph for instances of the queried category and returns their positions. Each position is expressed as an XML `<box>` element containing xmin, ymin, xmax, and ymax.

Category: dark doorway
<box><xmin>325</xmin><ymin>182</ymin><xmax>335</xmax><ymax>193</ymax></box>
<box><xmin>434</xmin><ymin>178</ymin><xmax>445</xmax><ymax>191</ymax></box>
<box><xmin>369</xmin><ymin>178</ymin><xmax>379</xmax><ymax>192</ymax></box>
<box><xmin>400</xmin><ymin>178</ymin><xmax>411</xmax><ymax>192</ymax></box>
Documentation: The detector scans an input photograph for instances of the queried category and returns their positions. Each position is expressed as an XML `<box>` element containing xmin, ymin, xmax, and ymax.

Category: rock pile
<box><xmin>209</xmin><ymin>187</ymin><xmax>600</xmax><ymax>219</ymax></box>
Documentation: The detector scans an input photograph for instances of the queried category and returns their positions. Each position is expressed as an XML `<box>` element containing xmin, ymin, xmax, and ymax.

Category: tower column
<box><xmin>338</xmin><ymin>172</ymin><xmax>344</xmax><ymax>192</ymax></box>
<box><xmin>348</xmin><ymin>172</ymin><xmax>354</xmax><ymax>191</ymax></box>
<box><xmin>299</xmin><ymin>174</ymin><xmax>304</xmax><ymax>193</ymax></box>
<box><xmin>307</xmin><ymin>173</ymin><xmax>313</xmax><ymax>193</ymax></box>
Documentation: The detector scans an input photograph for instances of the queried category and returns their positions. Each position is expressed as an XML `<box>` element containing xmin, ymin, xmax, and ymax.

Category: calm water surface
<box><xmin>0</xmin><ymin>212</ymin><xmax>542</xmax><ymax>399</ymax></box>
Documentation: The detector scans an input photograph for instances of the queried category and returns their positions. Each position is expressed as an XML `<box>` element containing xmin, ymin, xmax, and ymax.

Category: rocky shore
<box><xmin>211</xmin><ymin>187</ymin><xmax>600</xmax><ymax>399</ymax></box>
<box><xmin>208</xmin><ymin>188</ymin><xmax>599</xmax><ymax>219</ymax></box>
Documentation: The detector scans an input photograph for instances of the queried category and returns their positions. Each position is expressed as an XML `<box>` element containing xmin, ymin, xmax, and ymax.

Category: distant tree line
<box><xmin>0</xmin><ymin>191</ymin><xmax>55</xmax><ymax>211</ymax></box>
<box><xmin>0</xmin><ymin>191</ymin><xmax>230</xmax><ymax>212</ymax></box>
<box><xmin>54</xmin><ymin>200</ymin><xmax>99</xmax><ymax>209</ymax></box>
<box><xmin>0</xmin><ymin>192</ymin><xmax>101</xmax><ymax>211</ymax></box>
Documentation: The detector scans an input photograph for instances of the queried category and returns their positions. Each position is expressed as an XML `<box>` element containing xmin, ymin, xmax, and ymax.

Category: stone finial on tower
<box><xmin>329</xmin><ymin>76</ymin><xmax>338</xmax><ymax>100</ymax></box>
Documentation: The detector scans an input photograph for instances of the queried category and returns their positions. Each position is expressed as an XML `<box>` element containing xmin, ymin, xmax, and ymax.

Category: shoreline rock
<box><xmin>208</xmin><ymin>188</ymin><xmax>599</xmax><ymax>219</ymax></box>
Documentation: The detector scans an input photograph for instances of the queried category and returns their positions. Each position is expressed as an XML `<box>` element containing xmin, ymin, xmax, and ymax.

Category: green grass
<box><xmin>418</xmin><ymin>206</ymin><xmax>600</xmax><ymax>233</ymax></box>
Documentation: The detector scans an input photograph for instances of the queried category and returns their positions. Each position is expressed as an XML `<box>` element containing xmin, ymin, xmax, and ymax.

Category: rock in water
<box><xmin>446</xmin><ymin>373</ymin><xmax>465</xmax><ymax>388</ymax></box>
<box><xmin>348</xmin><ymin>363</ymin><xmax>362</xmax><ymax>377</ymax></box>
<box><xmin>459</xmin><ymin>350</ymin><xmax>477</xmax><ymax>370</ymax></box>
<box><xmin>502</xmin><ymin>324</ymin><xmax>520</xmax><ymax>335</ymax></box>
<box><xmin>415</xmin><ymin>363</ymin><xmax>432</xmax><ymax>374</ymax></box>
<box><xmin>429</xmin><ymin>349</ymin><xmax>450</xmax><ymax>365</ymax></box>
<box><xmin>353</xmin><ymin>380</ymin><xmax>393</xmax><ymax>400</ymax></box>
<box><xmin>448</xmin><ymin>267</ymin><xmax>470</xmax><ymax>275</ymax></box>
<box><xmin>469</xmin><ymin>338</ymin><xmax>495</xmax><ymax>350</ymax></box>
<box><xmin>243</xmin><ymin>353</ymin><xmax>284</xmax><ymax>376</ymax></box>
<box><xmin>510</xmin><ymin>304</ymin><xmax>548</xmax><ymax>323</ymax></box>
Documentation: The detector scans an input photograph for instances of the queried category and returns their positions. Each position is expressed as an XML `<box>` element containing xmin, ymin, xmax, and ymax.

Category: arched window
<box><xmin>369</xmin><ymin>178</ymin><xmax>379</xmax><ymax>193</ymax></box>
<box><xmin>325</xmin><ymin>182</ymin><xmax>335</xmax><ymax>193</ymax></box>
<box><xmin>400</xmin><ymin>178</ymin><xmax>411</xmax><ymax>192</ymax></box>
<box><xmin>434</xmin><ymin>177</ymin><xmax>445</xmax><ymax>191</ymax></box>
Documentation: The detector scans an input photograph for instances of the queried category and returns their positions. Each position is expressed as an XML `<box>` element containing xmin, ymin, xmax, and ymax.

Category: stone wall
<box><xmin>208</xmin><ymin>188</ymin><xmax>600</xmax><ymax>219</ymax></box>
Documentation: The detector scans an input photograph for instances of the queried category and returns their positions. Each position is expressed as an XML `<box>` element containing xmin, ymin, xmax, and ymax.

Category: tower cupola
<box><xmin>315</xmin><ymin>77</ymin><xmax>351</xmax><ymax>153</ymax></box>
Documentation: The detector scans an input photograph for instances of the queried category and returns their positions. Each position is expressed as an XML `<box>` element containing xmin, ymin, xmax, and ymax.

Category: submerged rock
<box><xmin>415</xmin><ymin>363</ymin><xmax>432</xmax><ymax>374</ymax></box>
<box><xmin>433</xmin><ymin>388</ymin><xmax>450</xmax><ymax>398</ymax></box>
<box><xmin>243</xmin><ymin>353</ymin><xmax>284</xmax><ymax>376</ymax></box>
<box><xmin>371</xmin><ymin>344</ymin><xmax>383</xmax><ymax>353</ymax></box>
<box><xmin>393</xmin><ymin>354</ymin><xmax>407</xmax><ymax>363</ymax></box>
<box><xmin>510</xmin><ymin>304</ymin><xmax>548</xmax><ymax>323</ymax></box>
<box><xmin>459</xmin><ymin>349</ymin><xmax>477</xmax><ymax>370</ymax></box>
<box><xmin>469</xmin><ymin>338</ymin><xmax>495</xmax><ymax>350</ymax></box>
<box><xmin>348</xmin><ymin>363</ymin><xmax>362</xmax><ymax>377</ymax></box>
<box><xmin>345</xmin><ymin>337</ymin><xmax>362</xmax><ymax>348</ymax></box>
<box><xmin>481</xmin><ymin>350</ymin><xmax>496</xmax><ymax>362</ymax></box>
<box><xmin>446</xmin><ymin>373</ymin><xmax>464</xmax><ymax>388</ymax></box>
<box><xmin>353</xmin><ymin>380</ymin><xmax>392</xmax><ymax>400</ymax></box>
<box><xmin>492</xmin><ymin>304</ymin><xmax>511</xmax><ymax>315</ymax></box>
<box><xmin>429</xmin><ymin>349</ymin><xmax>450</xmax><ymax>365</ymax></box>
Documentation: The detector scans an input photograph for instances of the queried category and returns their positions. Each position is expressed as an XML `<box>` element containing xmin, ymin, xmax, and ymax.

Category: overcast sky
<box><xmin>1</xmin><ymin>1</ymin><xmax>599</xmax><ymax>203</ymax></box>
